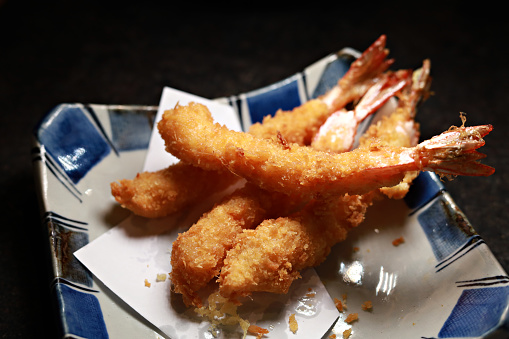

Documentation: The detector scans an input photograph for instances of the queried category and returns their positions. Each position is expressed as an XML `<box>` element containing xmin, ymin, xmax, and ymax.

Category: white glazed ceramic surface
<box><xmin>33</xmin><ymin>49</ymin><xmax>509</xmax><ymax>339</ymax></box>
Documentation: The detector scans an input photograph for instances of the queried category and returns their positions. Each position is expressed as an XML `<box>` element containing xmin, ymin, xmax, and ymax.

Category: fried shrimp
<box><xmin>110</xmin><ymin>163</ymin><xmax>238</xmax><ymax>218</ymax></box>
<box><xmin>109</xmin><ymin>35</ymin><xmax>495</xmax><ymax>319</ymax></box>
<box><xmin>359</xmin><ymin>59</ymin><xmax>432</xmax><ymax>198</ymax></box>
<box><xmin>218</xmin><ymin>193</ymin><xmax>375</xmax><ymax>300</ymax></box>
<box><xmin>170</xmin><ymin>183</ymin><xmax>299</xmax><ymax>307</ymax></box>
<box><xmin>169</xmin><ymin>60</ymin><xmax>408</xmax><ymax>306</ymax></box>
<box><xmin>170</xmin><ymin>95</ymin><xmax>493</xmax><ymax>302</ymax></box>
<box><xmin>311</xmin><ymin>69</ymin><xmax>411</xmax><ymax>152</ymax></box>
<box><xmin>248</xmin><ymin>34</ymin><xmax>393</xmax><ymax>145</ymax></box>
<box><xmin>158</xmin><ymin>102</ymin><xmax>493</xmax><ymax>198</ymax></box>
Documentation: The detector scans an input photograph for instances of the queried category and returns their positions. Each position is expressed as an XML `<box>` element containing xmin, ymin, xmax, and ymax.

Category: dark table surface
<box><xmin>1</xmin><ymin>1</ymin><xmax>508</xmax><ymax>338</ymax></box>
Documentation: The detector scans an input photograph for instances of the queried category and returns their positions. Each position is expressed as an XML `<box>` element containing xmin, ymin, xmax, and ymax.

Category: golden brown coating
<box><xmin>110</xmin><ymin>162</ymin><xmax>237</xmax><ymax>218</ymax></box>
<box><xmin>170</xmin><ymin>183</ymin><xmax>300</xmax><ymax>307</ymax></box>
<box><xmin>159</xmin><ymin>102</ymin><xmax>494</xmax><ymax>201</ymax></box>
<box><xmin>158</xmin><ymin>102</ymin><xmax>412</xmax><ymax>196</ymax></box>
<box><xmin>248</xmin><ymin>99</ymin><xmax>330</xmax><ymax>146</ymax></box>
<box><xmin>218</xmin><ymin>193</ymin><xmax>375</xmax><ymax>300</ymax></box>
<box><xmin>359</xmin><ymin>59</ymin><xmax>431</xmax><ymax>198</ymax></box>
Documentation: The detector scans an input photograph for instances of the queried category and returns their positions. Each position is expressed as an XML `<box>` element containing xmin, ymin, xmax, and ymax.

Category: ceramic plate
<box><xmin>33</xmin><ymin>48</ymin><xmax>509</xmax><ymax>338</ymax></box>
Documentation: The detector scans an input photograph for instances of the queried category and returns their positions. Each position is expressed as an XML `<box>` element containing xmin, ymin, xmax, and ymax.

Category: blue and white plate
<box><xmin>33</xmin><ymin>47</ymin><xmax>509</xmax><ymax>338</ymax></box>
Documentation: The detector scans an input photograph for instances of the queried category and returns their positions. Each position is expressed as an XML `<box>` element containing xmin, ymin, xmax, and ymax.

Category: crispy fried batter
<box><xmin>110</xmin><ymin>162</ymin><xmax>237</xmax><ymax>218</ymax></box>
<box><xmin>170</xmin><ymin>183</ymin><xmax>299</xmax><ymax>307</ymax></box>
<box><xmin>248</xmin><ymin>99</ymin><xmax>330</xmax><ymax>146</ymax></box>
<box><xmin>158</xmin><ymin>102</ymin><xmax>418</xmax><ymax>197</ymax></box>
<box><xmin>218</xmin><ymin>193</ymin><xmax>374</xmax><ymax>300</ymax></box>
<box><xmin>160</xmin><ymin>102</ymin><xmax>494</xmax><ymax>202</ymax></box>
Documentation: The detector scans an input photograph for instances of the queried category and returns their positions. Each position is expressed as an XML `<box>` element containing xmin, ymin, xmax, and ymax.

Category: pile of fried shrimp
<box><xmin>110</xmin><ymin>35</ymin><xmax>494</xmax><ymax>318</ymax></box>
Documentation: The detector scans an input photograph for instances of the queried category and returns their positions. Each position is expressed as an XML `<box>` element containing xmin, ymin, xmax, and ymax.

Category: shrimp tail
<box><xmin>342</xmin><ymin>34</ymin><xmax>394</xmax><ymax>89</ymax></box>
<box><xmin>405</xmin><ymin>59</ymin><xmax>433</xmax><ymax>113</ymax></box>
<box><xmin>416</xmin><ymin>124</ymin><xmax>495</xmax><ymax>177</ymax></box>
<box><xmin>312</xmin><ymin>69</ymin><xmax>412</xmax><ymax>153</ymax></box>
<box><xmin>354</xmin><ymin>69</ymin><xmax>412</xmax><ymax>121</ymax></box>
<box><xmin>322</xmin><ymin>34</ymin><xmax>394</xmax><ymax>110</ymax></box>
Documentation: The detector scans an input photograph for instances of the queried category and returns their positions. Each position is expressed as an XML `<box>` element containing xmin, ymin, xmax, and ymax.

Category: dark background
<box><xmin>1</xmin><ymin>1</ymin><xmax>507</xmax><ymax>338</ymax></box>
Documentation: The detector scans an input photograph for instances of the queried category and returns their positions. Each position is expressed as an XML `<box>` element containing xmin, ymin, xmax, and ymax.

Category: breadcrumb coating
<box><xmin>170</xmin><ymin>183</ymin><xmax>299</xmax><ymax>307</ymax></box>
<box><xmin>110</xmin><ymin>162</ymin><xmax>237</xmax><ymax>218</ymax></box>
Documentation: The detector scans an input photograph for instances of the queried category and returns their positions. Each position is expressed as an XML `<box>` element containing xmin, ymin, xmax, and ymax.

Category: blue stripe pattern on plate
<box><xmin>36</xmin><ymin>104</ymin><xmax>111</xmax><ymax>184</ymax></box>
<box><xmin>311</xmin><ymin>56</ymin><xmax>352</xmax><ymax>98</ymax></box>
<box><xmin>245</xmin><ymin>75</ymin><xmax>303</xmax><ymax>124</ymax></box>
<box><xmin>438</xmin><ymin>286</ymin><xmax>509</xmax><ymax>338</ymax></box>
<box><xmin>107</xmin><ymin>107</ymin><xmax>156</xmax><ymax>151</ymax></box>
<box><xmin>417</xmin><ymin>193</ymin><xmax>477</xmax><ymax>264</ymax></box>
<box><xmin>228</xmin><ymin>53</ymin><xmax>353</xmax><ymax>131</ymax></box>
<box><xmin>54</xmin><ymin>283</ymin><xmax>108</xmax><ymax>339</ymax></box>
<box><xmin>405</xmin><ymin>172</ymin><xmax>444</xmax><ymax>211</ymax></box>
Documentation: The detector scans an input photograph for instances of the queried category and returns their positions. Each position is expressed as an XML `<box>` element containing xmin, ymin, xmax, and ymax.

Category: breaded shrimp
<box><xmin>169</xmin><ymin>66</ymin><xmax>413</xmax><ymax>307</ymax></box>
<box><xmin>311</xmin><ymin>69</ymin><xmax>411</xmax><ymax>152</ymax></box>
<box><xmin>249</xmin><ymin>34</ymin><xmax>393</xmax><ymax>145</ymax></box>
<box><xmin>110</xmin><ymin>163</ymin><xmax>237</xmax><ymax>218</ymax></box>
<box><xmin>172</xmin><ymin>94</ymin><xmax>494</xmax><ymax>303</ymax></box>
<box><xmin>359</xmin><ymin>59</ymin><xmax>432</xmax><ymax>198</ymax></box>
<box><xmin>218</xmin><ymin>193</ymin><xmax>376</xmax><ymax>300</ymax></box>
<box><xmin>170</xmin><ymin>183</ymin><xmax>299</xmax><ymax>307</ymax></box>
<box><xmin>158</xmin><ymin>102</ymin><xmax>494</xmax><ymax>198</ymax></box>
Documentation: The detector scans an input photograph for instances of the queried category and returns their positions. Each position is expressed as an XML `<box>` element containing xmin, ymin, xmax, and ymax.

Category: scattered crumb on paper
<box><xmin>156</xmin><ymin>273</ymin><xmax>167</xmax><ymax>282</ymax></box>
<box><xmin>248</xmin><ymin>325</ymin><xmax>269</xmax><ymax>339</ymax></box>
<box><xmin>289</xmin><ymin>313</ymin><xmax>298</xmax><ymax>334</ymax></box>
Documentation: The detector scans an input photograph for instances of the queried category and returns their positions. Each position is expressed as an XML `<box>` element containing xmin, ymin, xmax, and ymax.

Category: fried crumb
<box><xmin>195</xmin><ymin>292</ymin><xmax>250</xmax><ymax>337</ymax></box>
<box><xmin>156</xmin><ymin>273</ymin><xmax>167</xmax><ymax>282</ymax></box>
<box><xmin>328</xmin><ymin>334</ymin><xmax>336</xmax><ymax>338</ymax></box>
<box><xmin>345</xmin><ymin>313</ymin><xmax>358</xmax><ymax>324</ymax></box>
<box><xmin>392</xmin><ymin>236</ymin><xmax>405</xmax><ymax>246</ymax></box>
<box><xmin>343</xmin><ymin>328</ymin><xmax>352</xmax><ymax>338</ymax></box>
<box><xmin>144</xmin><ymin>279</ymin><xmax>151</xmax><ymax>287</ymax></box>
<box><xmin>334</xmin><ymin>297</ymin><xmax>344</xmax><ymax>312</ymax></box>
<box><xmin>289</xmin><ymin>313</ymin><xmax>298</xmax><ymax>334</ymax></box>
<box><xmin>353</xmin><ymin>246</ymin><xmax>360</xmax><ymax>252</ymax></box>
<box><xmin>342</xmin><ymin>293</ymin><xmax>347</xmax><ymax>301</ymax></box>
<box><xmin>248</xmin><ymin>324</ymin><xmax>269</xmax><ymax>339</ymax></box>
<box><xmin>361</xmin><ymin>300</ymin><xmax>373</xmax><ymax>311</ymax></box>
